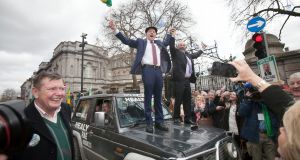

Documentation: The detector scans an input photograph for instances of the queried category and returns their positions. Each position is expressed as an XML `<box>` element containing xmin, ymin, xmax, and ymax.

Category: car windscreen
<box><xmin>116</xmin><ymin>97</ymin><xmax>172</xmax><ymax>128</ymax></box>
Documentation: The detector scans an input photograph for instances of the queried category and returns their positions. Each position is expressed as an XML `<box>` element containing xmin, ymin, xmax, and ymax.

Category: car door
<box><xmin>72</xmin><ymin>98</ymin><xmax>94</xmax><ymax>159</ymax></box>
<box><xmin>86</xmin><ymin>97</ymin><xmax>123</xmax><ymax>160</ymax></box>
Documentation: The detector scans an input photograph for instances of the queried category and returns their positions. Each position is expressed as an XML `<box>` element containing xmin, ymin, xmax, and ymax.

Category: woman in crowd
<box><xmin>193</xmin><ymin>95</ymin><xmax>206</xmax><ymax>123</ymax></box>
<box><xmin>227</xmin><ymin>91</ymin><xmax>241</xmax><ymax>136</ymax></box>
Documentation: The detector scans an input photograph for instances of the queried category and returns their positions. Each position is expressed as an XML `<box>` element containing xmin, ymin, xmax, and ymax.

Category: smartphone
<box><xmin>211</xmin><ymin>62</ymin><xmax>237</xmax><ymax>77</ymax></box>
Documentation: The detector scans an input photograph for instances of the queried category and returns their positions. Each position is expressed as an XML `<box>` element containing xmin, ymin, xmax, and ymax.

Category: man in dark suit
<box><xmin>10</xmin><ymin>71</ymin><xmax>74</xmax><ymax>160</ymax></box>
<box><xmin>170</xmin><ymin>38</ymin><xmax>203</xmax><ymax>124</ymax></box>
<box><xmin>109</xmin><ymin>20</ymin><xmax>173</xmax><ymax>133</ymax></box>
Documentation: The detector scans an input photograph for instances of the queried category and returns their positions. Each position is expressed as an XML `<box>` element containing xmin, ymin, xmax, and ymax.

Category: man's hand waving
<box><xmin>108</xmin><ymin>20</ymin><xmax>116</xmax><ymax>31</ymax></box>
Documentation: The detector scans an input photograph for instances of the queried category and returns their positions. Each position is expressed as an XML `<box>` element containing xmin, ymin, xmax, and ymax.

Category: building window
<box><xmin>70</xmin><ymin>65</ymin><xmax>73</xmax><ymax>76</ymax></box>
<box><xmin>84</xmin><ymin>63</ymin><xmax>93</xmax><ymax>78</ymax></box>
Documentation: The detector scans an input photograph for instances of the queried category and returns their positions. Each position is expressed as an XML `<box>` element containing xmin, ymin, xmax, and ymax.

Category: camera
<box><xmin>0</xmin><ymin>100</ymin><xmax>33</xmax><ymax>154</ymax></box>
<box><xmin>211</xmin><ymin>62</ymin><xmax>237</xmax><ymax>77</ymax></box>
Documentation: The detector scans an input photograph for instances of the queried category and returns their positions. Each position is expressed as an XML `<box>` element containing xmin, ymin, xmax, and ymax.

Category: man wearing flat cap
<box><xmin>109</xmin><ymin>20</ymin><xmax>175</xmax><ymax>133</ymax></box>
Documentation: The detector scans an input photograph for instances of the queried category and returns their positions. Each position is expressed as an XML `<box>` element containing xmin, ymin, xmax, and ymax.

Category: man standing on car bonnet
<box><xmin>109</xmin><ymin>20</ymin><xmax>175</xmax><ymax>133</ymax></box>
<box><xmin>169</xmin><ymin>35</ymin><xmax>203</xmax><ymax>124</ymax></box>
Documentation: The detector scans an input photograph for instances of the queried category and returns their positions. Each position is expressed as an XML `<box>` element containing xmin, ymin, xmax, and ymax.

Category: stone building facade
<box><xmin>21</xmin><ymin>41</ymin><xmax>143</xmax><ymax>104</ymax></box>
<box><xmin>243</xmin><ymin>33</ymin><xmax>300</xmax><ymax>84</ymax></box>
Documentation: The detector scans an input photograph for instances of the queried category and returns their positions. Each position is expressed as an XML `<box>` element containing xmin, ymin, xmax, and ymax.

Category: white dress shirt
<box><xmin>142</xmin><ymin>40</ymin><xmax>161</xmax><ymax>66</ymax></box>
<box><xmin>34</xmin><ymin>101</ymin><xmax>61</xmax><ymax>123</ymax></box>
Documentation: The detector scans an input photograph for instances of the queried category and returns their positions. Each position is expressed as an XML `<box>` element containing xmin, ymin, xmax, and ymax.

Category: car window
<box><xmin>116</xmin><ymin>97</ymin><xmax>138</xmax><ymax>127</ymax></box>
<box><xmin>116</xmin><ymin>96</ymin><xmax>172</xmax><ymax>128</ymax></box>
<box><xmin>74</xmin><ymin>99</ymin><xmax>90</xmax><ymax>121</ymax></box>
<box><xmin>91</xmin><ymin>98</ymin><xmax>114</xmax><ymax>128</ymax></box>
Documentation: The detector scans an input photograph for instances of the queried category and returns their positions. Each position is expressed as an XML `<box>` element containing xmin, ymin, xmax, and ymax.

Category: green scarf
<box><xmin>261</xmin><ymin>104</ymin><xmax>274</xmax><ymax>137</ymax></box>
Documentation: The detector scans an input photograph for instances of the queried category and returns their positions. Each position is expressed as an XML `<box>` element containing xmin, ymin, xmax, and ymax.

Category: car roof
<box><xmin>79</xmin><ymin>93</ymin><xmax>144</xmax><ymax>100</ymax></box>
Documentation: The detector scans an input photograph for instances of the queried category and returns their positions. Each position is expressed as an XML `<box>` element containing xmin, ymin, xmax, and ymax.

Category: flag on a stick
<box><xmin>66</xmin><ymin>85</ymin><xmax>71</xmax><ymax>105</ymax></box>
<box><xmin>101</xmin><ymin>0</ymin><xmax>112</xmax><ymax>7</ymax></box>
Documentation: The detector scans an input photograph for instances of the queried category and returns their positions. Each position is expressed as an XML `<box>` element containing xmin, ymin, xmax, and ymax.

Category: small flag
<box><xmin>101</xmin><ymin>0</ymin><xmax>112</xmax><ymax>7</ymax></box>
<box><xmin>201</xmin><ymin>41</ymin><xmax>208</xmax><ymax>49</ymax></box>
<box><xmin>66</xmin><ymin>85</ymin><xmax>71</xmax><ymax>105</ymax></box>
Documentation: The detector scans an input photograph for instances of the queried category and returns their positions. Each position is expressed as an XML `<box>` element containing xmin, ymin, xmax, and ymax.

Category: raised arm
<box><xmin>108</xmin><ymin>20</ymin><xmax>138</xmax><ymax>48</ymax></box>
<box><xmin>169</xmin><ymin>37</ymin><xmax>176</xmax><ymax>56</ymax></box>
<box><xmin>190</xmin><ymin>49</ymin><xmax>203</xmax><ymax>59</ymax></box>
<box><xmin>162</xmin><ymin>27</ymin><xmax>176</xmax><ymax>47</ymax></box>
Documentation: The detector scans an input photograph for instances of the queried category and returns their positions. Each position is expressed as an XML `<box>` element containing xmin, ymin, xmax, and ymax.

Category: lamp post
<box><xmin>79</xmin><ymin>33</ymin><xmax>87</xmax><ymax>93</ymax></box>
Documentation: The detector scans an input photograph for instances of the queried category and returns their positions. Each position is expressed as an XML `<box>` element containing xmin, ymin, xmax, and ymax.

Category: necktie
<box><xmin>186</xmin><ymin>55</ymin><xmax>192</xmax><ymax>74</ymax></box>
<box><xmin>151</xmin><ymin>41</ymin><xmax>157</xmax><ymax>65</ymax></box>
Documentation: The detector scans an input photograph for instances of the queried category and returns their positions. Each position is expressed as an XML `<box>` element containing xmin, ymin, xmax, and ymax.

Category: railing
<box><xmin>196</xmin><ymin>75</ymin><xmax>234</xmax><ymax>91</ymax></box>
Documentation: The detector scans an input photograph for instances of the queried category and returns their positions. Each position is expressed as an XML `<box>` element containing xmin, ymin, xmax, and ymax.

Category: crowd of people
<box><xmin>1</xmin><ymin>22</ymin><xmax>300</xmax><ymax>160</ymax></box>
<box><xmin>167</xmin><ymin>59</ymin><xmax>299</xmax><ymax>160</ymax></box>
<box><xmin>106</xmin><ymin>21</ymin><xmax>300</xmax><ymax>160</ymax></box>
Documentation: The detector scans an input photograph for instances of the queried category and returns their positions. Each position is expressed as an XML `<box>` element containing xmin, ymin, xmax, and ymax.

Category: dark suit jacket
<box><xmin>10</xmin><ymin>101</ymin><xmax>74</xmax><ymax>160</ymax></box>
<box><xmin>115</xmin><ymin>32</ymin><xmax>172</xmax><ymax>74</ymax></box>
<box><xmin>169</xmin><ymin>37</ymin><xmax>203</xmax><ymax>83</ymax></box>
<box><xmin>264</xmin><ymin>71</ymin><xmax>272</xmax><ymax>76</ymax></box>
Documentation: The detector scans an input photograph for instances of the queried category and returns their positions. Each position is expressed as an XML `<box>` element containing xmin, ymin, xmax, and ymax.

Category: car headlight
<box><xmin>225</xmin><ymin>142</ymin><xmax>238</xmax><ymax>158</ymax></box>
<box><xmin>124</xmin><ymin>152</ymin><xmax>155</xmax><ymax>160</ymax></box>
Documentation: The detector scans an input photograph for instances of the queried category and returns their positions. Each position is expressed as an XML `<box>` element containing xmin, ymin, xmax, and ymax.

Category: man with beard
<box><xmin>169</xmin><ymin>36</ymin><xmax>203</xmax><ymax>124</ymax></box>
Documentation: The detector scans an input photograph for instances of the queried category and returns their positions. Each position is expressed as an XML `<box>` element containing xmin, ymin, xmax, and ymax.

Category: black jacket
<box><xmin>261</xmin><ymin>85</ymin><xmax>295</xmax><ymax>121</ymax></box>
<box><xmin>169</xmin><ymin>37</ymin><xmax>202</xmax><ymax>83</ymax></box>
<box><xmin>10</xmin><ymin>101</ymin><xmax>74</xmax><ymax>160</ymax></box>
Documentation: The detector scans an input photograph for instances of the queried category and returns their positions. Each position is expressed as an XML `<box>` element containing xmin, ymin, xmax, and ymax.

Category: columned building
<box><xmin>21</xmin><ymin>41</ymin><xmax>143</xmax><ymax>104</ymax></box>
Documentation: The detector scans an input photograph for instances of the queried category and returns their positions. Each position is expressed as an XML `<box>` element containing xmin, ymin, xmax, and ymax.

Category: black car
<box><xmin>71</xmin><ymin>94</ymin><xmax>241</xmax><ymax>160</ymax></box>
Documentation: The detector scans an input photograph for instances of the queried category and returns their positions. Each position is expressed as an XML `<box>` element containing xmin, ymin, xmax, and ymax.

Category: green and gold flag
<box><xmin>66</xmin><ymin>85</ymin><xmax>71</xmax><ymax>105</ymax></box>
<box><xmin>101</xmin><ymin>0</ymin><xmax>112</xmax><ymax>7</ymax></box>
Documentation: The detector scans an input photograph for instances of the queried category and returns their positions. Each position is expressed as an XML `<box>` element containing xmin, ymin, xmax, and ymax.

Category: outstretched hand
<box><xmin>228</xmin><ymin>59</ymin><xmax>262</xmax><ymax>85</ymax></box>
<box><xmin>168</xmin><ymin>27</ymin><xmax>176</xmax><ymax>36</ymax></box>
<box><xmin>108</xmin><ymin>20</ymin><xmax>116</xmax><ymax>31</ymax></box>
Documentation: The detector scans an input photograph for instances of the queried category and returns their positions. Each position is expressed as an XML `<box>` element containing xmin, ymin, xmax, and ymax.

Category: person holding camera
<box><xmin>10</xmin><ymin>71</ymin><xmax>74</xmax><ymax>160</ymax></box>
<box><xmin>228</xmin><ymin>60</ymin><xmax>294</xmax><ymax>121</ymax></box>
<box><xmin>238</xmin><ymin>85</ymin><xmax>279</xmax><ymax>160</ymax></box>
<box><xmin>229</xmin><ymin>59</ymin><xmax>297</xmax><ymax>159</ymax></box>
<box><xmin>169</xmin><ymin>36</ymin><xmax>203</xmax><ymax>124</ymax></box>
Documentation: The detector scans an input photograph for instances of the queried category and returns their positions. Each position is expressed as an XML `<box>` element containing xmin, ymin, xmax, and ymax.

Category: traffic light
<box><xmin>252</xmin><ymin>33</ymin><xmax>267</xmax><ymax>59</ymax></box>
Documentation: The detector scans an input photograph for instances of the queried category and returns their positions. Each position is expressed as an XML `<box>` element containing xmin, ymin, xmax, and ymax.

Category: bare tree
<box><xmin>97</xmin><ymin>0</ymin><xmax>194</xmax><ymax>89</ymax></box>
<box><xmin>1</xmin><ymin>88</ymin><xmax>17</xmax><ymax>101</ymax></box>
<box><xmin>227</xmin><ymin>0</ymin><xmax>300</xmax><ymax>39</ymax></box>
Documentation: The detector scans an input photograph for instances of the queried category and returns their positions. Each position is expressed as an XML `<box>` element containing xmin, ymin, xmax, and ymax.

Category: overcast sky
<box><xmin>0</xmin><ymin>0</ymin><xmax>299</xmax><ymax>94</ymax></box>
